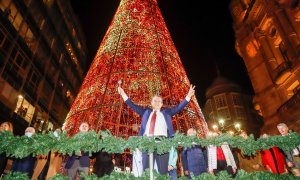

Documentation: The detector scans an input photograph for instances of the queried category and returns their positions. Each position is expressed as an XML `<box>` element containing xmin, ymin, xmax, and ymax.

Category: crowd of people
<box><xmin>0</xmin><ymin>84</ymin><xmax>299</xmax><ymax>179</ymax></box>
<box><xmin>0</xmin><ymin>121</ymin><xmax>299</xmax><ymax>179</ymax></box>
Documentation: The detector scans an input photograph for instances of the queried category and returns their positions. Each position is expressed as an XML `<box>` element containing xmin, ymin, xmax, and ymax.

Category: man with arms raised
<box><xmin>118</xmin><ymin>84</ymin><xmax>195</xmax><ymax>175</ymax></box>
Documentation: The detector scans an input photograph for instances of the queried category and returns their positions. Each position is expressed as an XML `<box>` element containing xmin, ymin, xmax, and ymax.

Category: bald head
<box><xmin>25</xmin><ymin>127</ymin><xmax>35</xmax><ymax>134</ymax></box>
<box><xmin>79</xmin><ymin>122</ymin><xmax>89</xmax><ymax>132</ymax></box>
<box><xmin>187</xmin><ymin>128</ymin><xmax>196</xmax><ymax>136</ymax></box>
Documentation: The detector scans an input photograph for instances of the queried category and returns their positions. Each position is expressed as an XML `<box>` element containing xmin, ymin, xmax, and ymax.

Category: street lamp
<box><xmin>234</xmin><ymin>123</ymin><xmax>241</xmax><ymax>132</ymax></box>
<box><xmin>216</xmin><ymin>119</ymin><xmax>242</xmax><ymax>134</ymax></box>
<box><xmin>218</xmin><ymin>119</ymin><xmax>225</xmax><ymax>129</ymax></box>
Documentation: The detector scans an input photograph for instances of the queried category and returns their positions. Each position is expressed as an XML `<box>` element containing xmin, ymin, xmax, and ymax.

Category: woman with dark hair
<box><xmin>0</xmin><ymin>121</ymin><xmax>13</xmax><ymax>176</ymax></box>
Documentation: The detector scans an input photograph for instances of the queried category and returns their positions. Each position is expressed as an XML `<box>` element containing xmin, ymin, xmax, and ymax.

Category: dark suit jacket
<box><xmin>182</xmin><ymin>145</ymin><xmax>207</xmax><ymax>176</ymax></box>
<box><xmin>92</xmin><ymin>151</ymin><xmax>113</xmax><ymax>177</ymax></box>
<box><xmin>125</xmin><ymin>98</ymin><xmax>189</xmax><ymax>137</ymax></box>
<box><xmin>65</xmin><ymin>152</ymin><xmax>90</xmax><ymax>169</ymax></box>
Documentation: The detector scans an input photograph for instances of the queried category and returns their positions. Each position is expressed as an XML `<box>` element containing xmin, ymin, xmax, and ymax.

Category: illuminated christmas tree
<box><xmin>63</xmin><ymin>0</ymin><xmax>208</xmax><ymax>137</ymax></box>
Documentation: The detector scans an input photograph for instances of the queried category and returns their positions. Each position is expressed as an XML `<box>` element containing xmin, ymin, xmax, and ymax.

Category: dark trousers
<box><xmin>213</xmin><ymin>160</ymin><xmax>234</xmax><ymax>175</ymax></box>
<box><xmin>11</xmin><ymin>157</ymin><xmax>36</xmax><ymax>178</ymax></box>
<box><xmin>142</xmin><ymin>152</ymin><xmax>169</xmax><ymax>175</ymax></box>
<box><xmin>0</xmin><ymin>153</ymin><xmax>8</xmax><ymax>175</ymax></box>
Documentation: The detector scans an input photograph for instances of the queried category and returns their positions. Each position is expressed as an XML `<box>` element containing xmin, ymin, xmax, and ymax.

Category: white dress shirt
<box><xmin>144</xmin><ymin>110</ymin><xmax>168</xmax><ymax>137</ymax></box>
<box><xmin>121</xmin><ymin>94</ymin><xmax>191</xmax><ymax>137</ymax></box>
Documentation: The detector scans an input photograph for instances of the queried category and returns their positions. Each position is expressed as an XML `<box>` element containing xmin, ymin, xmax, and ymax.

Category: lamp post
<box><xmin>218</xmin><ymin>119</ymin><xmax>225</xmax><ymax>130</ymax></box>
<box><xmin>211</xmin><ymin>119</ymin><xmax>242</xmax><ymax>135</ymax></box>
<box><xmin>234</xmin><ymin>123</ymin><xmax>241</xmax><ymax>132</ymax></box>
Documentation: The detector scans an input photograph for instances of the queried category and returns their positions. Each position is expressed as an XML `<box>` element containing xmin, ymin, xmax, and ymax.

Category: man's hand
<box><xmin>287</xmin><ymin>161</ymin><xmax>294</xmax><ymax>168</ymax></box>
<box><xmin>208</xmin><ymin>169</ymin><xmax>214</xmax><ymax>175</ymax></box>
<box><xmin>118</xmin><ymin>87</ymin><xmax>126</xmax><ymax>96</ymax></box>
<box><xmin>184</xmin><ymin>170</ymin><xmax>189</xmax><ymax>175</ymax></box>
<box><xmin>168</xmin><ymin>165</ymin><xmax>174</xmax><ymax>171</ymax></box>
<box><xmin>232</xmin><ymin>168</ymin><xmax>236</xmax><ymax>174</ymax></box>
<box><xmin>252</xmin><ymin>164</ymin><xmax>260</xmax><ymax>170</ymax></box>
<box><xmin>187</xmin><ymin>84</ymin><xmax>195</xmax><ymax>99</ymax></box>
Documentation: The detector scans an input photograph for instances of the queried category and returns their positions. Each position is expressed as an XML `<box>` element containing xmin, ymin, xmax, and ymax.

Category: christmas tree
<box><xmin>63</xmin><ymin>0</ymin><xmax>208</xmax><ymax>137</ymax></box>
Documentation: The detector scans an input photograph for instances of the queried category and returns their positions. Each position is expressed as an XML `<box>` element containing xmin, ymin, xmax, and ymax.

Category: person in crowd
<box><xmin>235</xmin><ymin>130</ymin><xmax>264</xmax><ymax>172</ymax></box>
<box><xmin>277</xmin><ymin>123</ymin><xmax>300</xmax><ymax>176</ymax></box>
<box><xmin>32</xmin><ymin>128</ymin><xmax>64</xmax><ymax>179</ymax></box>
<box><xmin>92</xmin><ymin>150</ymin><xmax>114</xmax><ymax>177</ymax></box>
<box><xmin>132</xmin><ymin>148</ymin><xmax>143</xmax><ymax>177</ymax></box>
<box><xmin>207</xmin><ymin>131</ymin><xmax>237</xmax><ymax>175</ymax></box>
<box><xmin>11</xmin><ymin>127</ymin><xmax>37</xmax><ymax>178</ymax></box>
<box><xmin>181</xmin><ymin>128</ymin><xmax>207</xmax><ymax>178</ymax></box>
<box><xmin>45</xmin><ymin>128</ymin><xmax>63</xmax><ymax>179</ymax></box>
<box><xmin>118</xmin><ymin>84</ymin><xmax>195</xmax><ymax>175</ymax></box>
<box><xmin>0</xmin><ymin>121</ymin><xmax>13</xmax><ymax>176</ymax></box>
<box><xmin>65</xmin><ymin>122</ymin><xmax>90</xmax><ymax>180</ymax></box>
<box><xmin>168</xmin><ymin>146</ymin><xmax>178</xmax><ymax>180</ymax></box>
<box><xmin>260</xmin><ymin>133</ymin><xmax>288</xmax><ymax>174</ymax></box>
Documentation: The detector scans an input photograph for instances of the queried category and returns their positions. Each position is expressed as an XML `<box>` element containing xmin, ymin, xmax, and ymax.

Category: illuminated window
<box><xmin>14</xmin><ymin>96</ymin><xmax>35</xmax><ymax>122</ymax></box>
<box><xmin>0</xmin><ymin>0</ymin><xmax>12</xmax><ymax>11</ymax></box>
<box><xmin>5</xmin><ymin>3</ymin><xmax>23</xmax><ymax>31</ymax></box>
<box><xmin>287</xmin><ymin>80</ymin><xmax>300</xmax><ymax>98</ymax></box>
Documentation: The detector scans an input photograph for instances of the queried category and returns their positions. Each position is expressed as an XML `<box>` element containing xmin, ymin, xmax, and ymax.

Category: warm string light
<box><xmin>63</xmin><ymin>0</ymin><xmax>208</xmax><ymax>137</ymax></box>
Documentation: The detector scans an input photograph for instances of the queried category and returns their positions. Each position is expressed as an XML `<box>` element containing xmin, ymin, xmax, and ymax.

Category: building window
<box><xmin>27</xmin><ymin>68</ymin><xmax>40</xmax><ymax>91</ymax></box>
<box><xmin>232</xmin><ymin>93</ymin><xmax>242</xmax><ymax>106</ymax></box>
<box><xmin>3</xmin><ymin>2</ymin><xmax>24</xmax><ymax>32</ymax></box>
<box><xmin>204</xmin><ymin>99</ymin><xmax>212</xmax><ymax>114</ymax></box>
<box><xmin>214</xmin><ymin>94</ymin><xmax>227</xmax><ymax>108</ymax></box>
<box><xmin>217</xmin><ymin>108</ymin><xmax>230</xmax><ymax>120</ymax></box>
<box><xmin>0</xmin><ymin>29</ymin><xmax>6</xmax><ymax>46</ymax></box>
<box><xmin>279</xmin><ymin>41</ymin><xmax>289</xmax><ymax>62</ymax></box>
<box><xmin>3</xmin><ymin>49</ymin><xmax>28</xmax><ymax>84</ymax></box>
<box><xmin>287</xmin><ymin>80</ymin><xmax>300</xmax><ymax>98</ymax></box>
<box><xmin>235</xmin><ymin>107</ymin><xmax>245</xmax><ymax>119</ymax></box>
<box><xmin>14</xmin><ymin>95</ymin><xmax>35</xmax><ymax>122</ymax></box>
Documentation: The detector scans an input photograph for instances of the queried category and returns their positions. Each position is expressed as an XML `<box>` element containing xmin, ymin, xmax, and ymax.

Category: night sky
<box><xmin>70</xmin><ymin>0</ymin><xmax>253</xmax><ymax>107</ymax></box>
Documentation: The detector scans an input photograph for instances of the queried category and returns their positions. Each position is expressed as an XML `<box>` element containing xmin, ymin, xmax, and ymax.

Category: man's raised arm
<box><xmin>117</xmin><ymin>87</ymin><xmax>145</xmax><ymax>116</ymax></box>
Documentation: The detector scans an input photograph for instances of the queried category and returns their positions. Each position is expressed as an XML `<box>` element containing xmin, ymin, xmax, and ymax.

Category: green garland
<box><xmin>1</xmin><ymin>130</ymin><xmax>299</xmax><ymax>158</ymax></box>
<box><xmin>3</xmin><ymin>170</ymin><xmax>299</xmax><ymax>180</ymax></box>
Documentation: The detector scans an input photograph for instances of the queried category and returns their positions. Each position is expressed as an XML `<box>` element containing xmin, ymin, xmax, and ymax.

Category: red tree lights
<box><xmin>63</xmin><ymin>0</ymin><xmax>208</xmax><ymax>137</ymax></box>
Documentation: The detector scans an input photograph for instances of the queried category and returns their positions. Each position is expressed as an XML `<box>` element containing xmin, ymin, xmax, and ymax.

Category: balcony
<box><xmin>273</xmin><ymin>62</ymin><xmax>292</xmax><ymax>85</ymax></box>
<box><xmin>278</xmin><ymin>87</ymin><xmax>300</xmax><ymax>119</ymax></box>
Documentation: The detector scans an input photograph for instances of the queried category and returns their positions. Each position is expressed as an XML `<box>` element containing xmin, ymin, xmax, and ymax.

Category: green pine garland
<box><xmin>1</xmin><ymin>130</ymin><xmax>300</xmax><ymax>158</ymax></box>
<box><xmin>4</xmin><ymin>170</ymin><xmax>299</xmax><ymax>180</ymax></box>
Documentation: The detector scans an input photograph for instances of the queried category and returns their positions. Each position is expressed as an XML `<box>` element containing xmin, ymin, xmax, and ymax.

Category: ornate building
<box><xmin>63</xmin><ymin>0</ymin><xmax>208</xmax><ymax>137</ymax></box>
<box><xmin>0</xmin><ymin>0</ymin><xmax>87</xmax><ymax>135</ymax></box>
<box><xmin>203</xmin><ymin>75</ymin><xmax>263</xmax><ymax>137</ymax></box>
<box><xmin>230</xmin><ymin>0</ymin><xmax>300</xmax><ymax>134</ymax></box>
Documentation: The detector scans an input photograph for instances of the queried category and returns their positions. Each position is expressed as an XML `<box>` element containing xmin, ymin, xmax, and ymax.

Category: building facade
<box><xmin>230</xmin><ymin>0</ymin><xmax>300</xmax><ymax>134</ymax></box>
<box><xmin>203</xmin><ymin>75</ymin><xmax>263</xmax><ymax>137</ymax></box>
<box><xmin>0</xmin><ymin>0</ymin><xmax>87</xmax><ymax>135</ymax></box>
